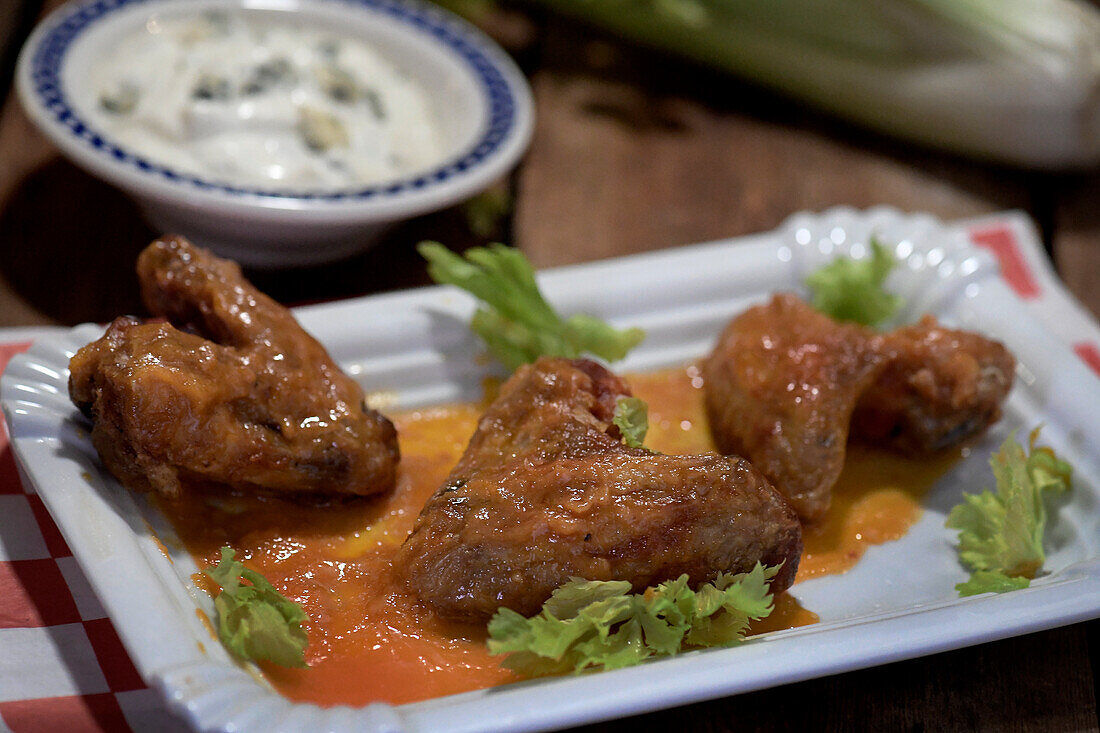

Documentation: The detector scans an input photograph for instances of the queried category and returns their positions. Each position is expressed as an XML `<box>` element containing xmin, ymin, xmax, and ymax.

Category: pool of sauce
<box><xmin>160</xmin><ymin>364</ymin><xmax>959</xmax><ymax>707</ymax></box>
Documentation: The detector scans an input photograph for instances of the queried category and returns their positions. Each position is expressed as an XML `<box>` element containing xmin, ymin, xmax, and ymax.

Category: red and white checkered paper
<box><xmin>0</xmin><ymin>213</ymin><xmax>1097</xmax><ymax>733</ymax></box>
<box><xmin>0</xmin><ymin>337</ymin><xmax>189</xmax><ymax>732</ymax></box>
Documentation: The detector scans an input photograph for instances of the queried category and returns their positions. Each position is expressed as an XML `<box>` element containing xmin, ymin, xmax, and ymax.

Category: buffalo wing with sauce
<box><xmin>400</xmin><ymin>357</ymin><xmax>802</xmax><ymax>621</ymax></box>
<box><xmin>69</xmin><ymin>236</ymin><xmax>398</xmax><ymax>499</ymax></box>
<box><xmin>703</xmin><ymin>294</ymin><xmax>1014</xmax><ymax>522</ymax></box>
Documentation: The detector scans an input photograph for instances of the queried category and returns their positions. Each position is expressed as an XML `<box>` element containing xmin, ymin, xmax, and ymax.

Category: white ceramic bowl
<box><xmin>16</xmin><ymin>0</ymin><xmax>534</xmax><ymax>267</ymax></box>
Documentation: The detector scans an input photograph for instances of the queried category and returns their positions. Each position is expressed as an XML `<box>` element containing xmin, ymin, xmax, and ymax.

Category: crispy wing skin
<box><xmin>703</xmin><ymin>294</ymin><xmax>1015</xmax><ymax>523</ymax></box>
<box><xmin>68</xmin><ymin>236</ymin><xmax>398</xmax><ymax>499</ymax></box>
<box><xmin>400</xmin><ymin>357</ymin><xmax>801</xmax><ymax>621</ymax></box>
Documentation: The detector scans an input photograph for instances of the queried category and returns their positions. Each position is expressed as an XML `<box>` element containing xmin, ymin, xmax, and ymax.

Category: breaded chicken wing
<box><xmin>703</xmin><ymin>294</ymin><xmax>1014</xmax><ymax>523</ymax></box>
<box><xmin>400</xmin><ymin>357</ymin><xmax>801</xmax><ymax>622</ymax></box>
<box><xmin>69</xmin><ymin>236</ymin><xmax>398</xmax><ymax>499</ymax></box>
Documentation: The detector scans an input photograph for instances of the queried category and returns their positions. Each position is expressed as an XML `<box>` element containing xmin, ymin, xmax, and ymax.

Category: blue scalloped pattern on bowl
<box><xmin>28</xmin><ymin>0</ymin><xmax>518</xmax><ymax>200</ymax></box>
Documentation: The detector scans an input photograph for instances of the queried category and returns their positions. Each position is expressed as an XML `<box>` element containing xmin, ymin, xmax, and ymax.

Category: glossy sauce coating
<box><xmin>160</xmin><ymin>364</ymin><xmax>955</xmax><ymax>707</ymax></box>
<box><xmin>703</xmin><ymin>294</ymin><xmax>1011</xmax><ymax>522</ymax></box>
<box><xmin>401</xmin><ymin>357</ymin><xmax>802</xmax><ymax>620</ymax></box>
<box><xmin>70</xmin><ymin>237</ymin><xmax>398</xmax><ymax>499</ymax></box>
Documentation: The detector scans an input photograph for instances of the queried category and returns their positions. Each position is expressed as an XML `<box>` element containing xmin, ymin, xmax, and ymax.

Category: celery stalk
<box><xmin>526</xmin><ymin>0</ymin><xmax>1100</xmax><ymax>168</ymax></box>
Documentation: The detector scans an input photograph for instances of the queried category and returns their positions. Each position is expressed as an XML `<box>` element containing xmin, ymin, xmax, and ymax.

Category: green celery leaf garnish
<box><xmin>204</xmin><ymin>546</ymin><xmax>309</xmax><ymax>668</ymax></box>
<box><xmin>945</xmin><ymin>428</ymin><xmax>1072</xmax><ymax>596</ymax></box>
<box><xmin>486</xmin><ymin>563</ymin><xmax>779</xmax><ymax>676</ymax></box>
<box><xmin>612</xmin><ymin>396</ymin><xmax>649</xmax><ymax>449</ymax></box>
<box><xmin>955</xmin><ymin>570</ymin><xmax>1032</xmax><ymax>597</ymax></box>
<box><xmin>419</xmin><ymin>242</ymin><xmax>645</xmax><ymax>371</ymax></box>
<box><xmin>805</xmin><ymin>236</ymin><xmax>901</xmax><ymax>326</ymax></box>
<box><xmin>462</xmin><ymin>186</ymin><xmax>511</xmax><ymax>238</ymax></box>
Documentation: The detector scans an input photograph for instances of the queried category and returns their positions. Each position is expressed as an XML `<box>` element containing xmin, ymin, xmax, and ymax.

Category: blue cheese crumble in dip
<box><xmin>89</xmin><ymin>12</ymin><xmax>444</xmax><ymax>189</ymax></box>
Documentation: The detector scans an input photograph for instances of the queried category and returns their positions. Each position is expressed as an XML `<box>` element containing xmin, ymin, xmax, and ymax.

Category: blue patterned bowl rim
<box><xmin>23</xmin><ymin>0</ymin><xmax>527</xmax><ymax>204</ymax></box>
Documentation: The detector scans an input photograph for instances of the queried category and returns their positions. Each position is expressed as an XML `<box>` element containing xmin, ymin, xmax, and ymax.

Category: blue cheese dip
<box><xmin>89</xmin><ymin>12</ymin><xmax>444</xmax><ymax>189</ymax></box>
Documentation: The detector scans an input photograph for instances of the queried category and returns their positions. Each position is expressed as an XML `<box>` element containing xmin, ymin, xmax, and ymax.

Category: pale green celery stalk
<box><xmin>524</xmin><ymin>0</ymin><xmax>1100</xmax><ymax>169</ymax></box>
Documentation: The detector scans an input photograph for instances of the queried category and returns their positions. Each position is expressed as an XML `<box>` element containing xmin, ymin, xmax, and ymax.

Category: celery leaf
<box><xmin>419</xmin><ymin>242</ymin><xmax>645</xmax><ymax>371</ymax></box>
<box><xmin>462</xmin><ymin>186</ymin><xmax>511</xmax><ymax>238</ymax></box>
<box><xmin>204</xmin><ymin>546</ymin><xmax>309</xmax><ymax>668</ymax></box>
<box><xmin>945</xmin><ymin>429</ymin><xmax>1072</xmax><ymax>596</ymax></box>
<box><xmin>486</xmin><ymin>563</ymin><xmax>779</xmax><ymax>676</ymax></box>
<box><xmin>805</xmin><ymin>236</ymin><xmax>901</xmax><ymax>326</ymax></box>
<box><xmin>956</xmin><ymin>570</ymin><xmax>1031</xmax><ymax>597</ymax></box>
<box><xmin>612</xmin><ymin>397</ymin><xmax>649</xmax><ymax>449</ymax></box>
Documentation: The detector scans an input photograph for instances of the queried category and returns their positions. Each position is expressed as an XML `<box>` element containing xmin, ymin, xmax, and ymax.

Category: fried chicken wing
<box><xmin>703</xmin><ymin>294</ymin><xmax>1014</xmax><ymax>522</ymax></box>
<box><xmin>851</xmin><ymin>315</ymin><xmax>1016</xmax><ymax>454</ymax></box>
<box><xmin>400</xmin><ymin>357</ymin><xmax>801</xmax><ymax>622</ymax></box>
<box><xmin>702</xmin><ymin>295</ymin><xmax>889</xmax><ymax>523</ymax></box>
<box><xmin>69</xmin><ymin>236</ymin><xmax>398</xmax><ymax>499</ymax></box>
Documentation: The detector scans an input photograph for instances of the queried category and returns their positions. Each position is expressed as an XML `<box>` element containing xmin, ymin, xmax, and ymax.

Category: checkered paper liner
<box><xmin>0</xmin><ymin>331</ymin><xmax>190</xmax><ymax>732</ymax></box>
<box><xmin>1</xmin><ymin>211</ymin><xmax>1097</xmax><ymax>732</ymax></box>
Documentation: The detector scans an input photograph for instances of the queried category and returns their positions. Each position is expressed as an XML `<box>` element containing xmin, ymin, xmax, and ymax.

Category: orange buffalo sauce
<box><xmin>158</xmin><ymin>364</ymin><xmax>958</xmax><ymax>707</ymax></box>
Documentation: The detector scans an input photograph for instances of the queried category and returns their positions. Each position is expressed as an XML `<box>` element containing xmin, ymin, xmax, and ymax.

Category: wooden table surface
<box><xmin>1</xmin><ymin>1</ymin><xmax>1098</xmax><ymax>731</ymax></box>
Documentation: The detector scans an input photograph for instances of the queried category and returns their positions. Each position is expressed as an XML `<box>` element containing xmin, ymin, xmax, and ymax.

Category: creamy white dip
<box><xmin>88</xmin><ymin>12</ymin><xmax>444</xmax><ymax>189</ymax></box>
